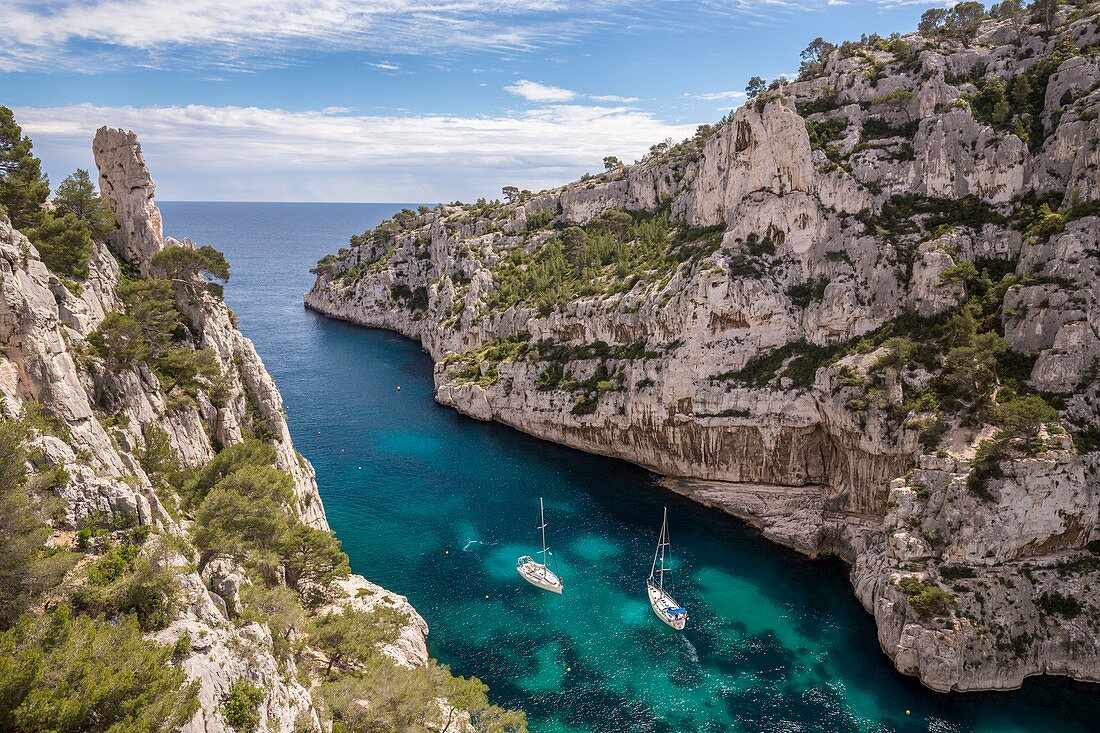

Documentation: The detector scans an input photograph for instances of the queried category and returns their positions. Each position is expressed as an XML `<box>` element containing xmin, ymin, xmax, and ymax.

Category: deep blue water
<box><xmin>161</xmin><ymin>201</ymin><xmax>1098</xmax><ymax>733</ymax></box>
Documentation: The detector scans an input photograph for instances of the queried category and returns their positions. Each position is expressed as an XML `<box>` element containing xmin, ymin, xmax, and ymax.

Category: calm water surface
<box><xmin>162</xmin><ymin>201</ymin><xmax>1097</xmax><ymax>733</ymax></box>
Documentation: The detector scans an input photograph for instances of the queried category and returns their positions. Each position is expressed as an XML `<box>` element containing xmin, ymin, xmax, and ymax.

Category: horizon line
<box><xmin>159</xmin><ymin>200</ymin><xmax>431</xmax><ymax>205</ymax></box>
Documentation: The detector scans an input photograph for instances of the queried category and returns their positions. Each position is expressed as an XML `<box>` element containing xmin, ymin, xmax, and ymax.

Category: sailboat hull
<box><xmin>517</xmin><ymin>556</ymin><xmax>563</xmax><ymax>594</ymax></box>
<box><xmin>647</xmin><ymin>581</ymin><xmax>686</xmax><ymax>630</ymax></box>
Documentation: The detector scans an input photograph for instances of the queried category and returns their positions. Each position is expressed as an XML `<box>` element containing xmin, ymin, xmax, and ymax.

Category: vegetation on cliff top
<box><xmin>487</xmin><ymin>207</ymin><xmax>724</xmax><ymax>314</ymax></box>
<box><xmin>0</xmin><ymin>106</ymin><xmax>114</xmax><ymax>283</ymax></box>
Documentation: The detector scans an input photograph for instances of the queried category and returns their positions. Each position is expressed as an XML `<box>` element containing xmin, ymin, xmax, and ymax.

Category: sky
<box><xmin>3</xmin><ymin>0</ymin><xmax>939</xmax><ymax>202</ymax></box>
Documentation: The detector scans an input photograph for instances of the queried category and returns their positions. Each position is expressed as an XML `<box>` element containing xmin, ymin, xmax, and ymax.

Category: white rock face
<box><xmin>93</xmin><ymin>127</ymin><xmax>166</xmax><ymax>277</ymax></box>
<box><xmin>305</xmin><ymin>8</ymin><xmax>1100</xmax><ymax>693</ymax></box>
<box><xmin>1</xmin><ymin>131</ymin><xmax>431</xmax><ymax>732</ymax></box>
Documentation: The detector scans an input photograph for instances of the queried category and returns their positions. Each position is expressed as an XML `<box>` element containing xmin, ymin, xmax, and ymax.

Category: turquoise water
<box><xmin>162</xmin><ymin>202</ymin><xmax>1097</xmax><ymax>733</ymax></box>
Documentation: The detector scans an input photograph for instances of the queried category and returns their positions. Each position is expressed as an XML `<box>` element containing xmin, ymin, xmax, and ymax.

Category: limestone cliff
<box><xmin>306</xmin><ymin>5</ymin><xmax>1100</xmax><ymax>692</ymax></box>
<box><xmin>1</xmin><ymin>129</ymin><xmax>428</xmax><ymax>731</ymax></box>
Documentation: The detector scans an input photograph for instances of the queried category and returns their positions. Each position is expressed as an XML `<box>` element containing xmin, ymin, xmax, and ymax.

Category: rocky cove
<box><xmin>305</xmin><ymin>5</ymin><xmax>1100</xmax><ymax>695</ymax></box>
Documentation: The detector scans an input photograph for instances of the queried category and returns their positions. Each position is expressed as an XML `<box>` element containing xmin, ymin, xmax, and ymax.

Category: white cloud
<box><xmin>504</xmin><ymin>79</ymin><xmax>578</xmax><ymax>103</ymax></box>
<box><xmin>0</xmin><ymin>0</ymin><xmax>843</xmax><ymax>73</ymax></box>
<box><xmin>588</xmin><ymin>94</ymin><xmax>640</xmax><ymax>103</ymax></box>
<box><xmin>686</xmin><ymin>90</ymin><xmax>748</xmax><ymax>101</ymax></box>
<box><xmin>504</xmin><ymin>82</ymin><xmax>641</xmax><ymax>105</ymax></box>
<box><xmin>16</xmin><ymin>103</ymin><xmax>700</xmax><ymax>201</ymax></box>
<box><xmin>0</xmin><ymin>0</ymin><xmax>611</xmax><ymax>72</ymax></box>
<box><xmin>368</xmin><ymin>61</ymin><xmax>400</xmax><ymax>71</ymax></box>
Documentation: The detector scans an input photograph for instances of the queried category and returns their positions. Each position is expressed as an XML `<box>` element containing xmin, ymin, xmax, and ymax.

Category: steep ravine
<box><xmin>306</xmin><ymin>6</ymin><xmax>1100</xmax><ymax>693</ymax></box>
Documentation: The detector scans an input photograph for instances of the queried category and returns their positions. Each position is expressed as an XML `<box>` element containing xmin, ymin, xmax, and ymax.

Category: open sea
<box><xmin>161</xmin><ymin>201</ymin><xmax>1097</xmax><ymax>733</ymax></box>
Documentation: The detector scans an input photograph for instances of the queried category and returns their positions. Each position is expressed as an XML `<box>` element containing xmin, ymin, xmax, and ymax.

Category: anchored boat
<box><xmin>517</xmin><ymin>497</ymin><xmax>563</xmax><ymax>595</ymax></box>
<box><xmin>647</xmin><ymin>507</ymin><xmax>687</xmax><ymax>630</ymax></box>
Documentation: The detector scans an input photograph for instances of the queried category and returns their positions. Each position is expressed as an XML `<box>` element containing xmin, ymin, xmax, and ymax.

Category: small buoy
<box><xmin>444</xmin><ymin>549</ymin><xmax>449</xmax><ymax>554</ymax></box>
<box><xmin>396</xmin><ymin>386</ymin><xmax>401</xmax><ymax>391</ymax></box>
<box><xmin>485</xmin><ymin>595</ymin><xmax>489</xmax><ymax>599</ymax></box>
<box><xmin>566</xmin><ymin>667</ymin><xmax>571</xmax><ymax>673</ymax></box>
<box><xmin>358</xmin><ymin>466</ymin><xmax>362</xmax><ymax>470</ymax></box>
<box><xmin>905</xmin><ymin>710</ymin><xmax>911</xmax><ymax>716</ymax></box>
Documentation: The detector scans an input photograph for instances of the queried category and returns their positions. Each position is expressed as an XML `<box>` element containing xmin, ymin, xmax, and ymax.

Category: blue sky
<box><xmin>3</xmin><ymin>1</ymin><xmax>936</xmax><ymax>202</ymax></box>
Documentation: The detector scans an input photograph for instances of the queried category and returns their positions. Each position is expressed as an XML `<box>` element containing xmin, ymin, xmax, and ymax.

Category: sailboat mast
<box><xmin>539</xmin><ymin>497</ymin><xmax>548</xmax><ymax>558</ymax></box>
<box><xmin>658</xmin><ymin>507</ymin><xmax>667</xmax><ymax>590</ymax></box>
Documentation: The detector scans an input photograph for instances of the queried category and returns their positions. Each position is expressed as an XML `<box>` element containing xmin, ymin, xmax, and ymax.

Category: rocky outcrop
<box><xmin>306</xmin><ymin>7</ymin><xmax>1100</xmax><ymax>692</ymax></box>
<box><xmin>93</xmin><ymin>126</ymin><xmax>166</xmax><ymax>277</ymax></box>
<box><xmin>2</xmin><ymin>131</ymin><xmax>430</xmax><ymax>732</ymax></box>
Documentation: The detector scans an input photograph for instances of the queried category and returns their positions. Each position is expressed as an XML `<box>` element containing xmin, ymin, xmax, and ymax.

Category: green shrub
<box><xmin>278</xmin><ymin>524</ymin><xmax>351</xmax><ymax>606</ymax></box>
<box><xmin>71</xmin><ymin>542</ymin><xmax>177</xmax><ymax>631</ymax></box>
<box><xmin>152</xmin><ymin>244</ymin><xmax>230</xmax><ymax>283</ymax></box>
<box><xmin>443</xmin><ymin>336</ymin><xmax>530</xmax><ymax>388</ymax></box>
<box><xmin>1037</xmin><ymin>592</ymin><xmax>1083</xmax><ymax>619</ymax></box>
<box><xmin>525</xmin><ymin>210</ymin><xmax>554</xmax><ymax>231</ymax></box>
<box><xmin>940</xmin><ymin>565</ymin><xmax>976</xmax><ymax>580</ymax></box>
<box><xmin>994</xmin><ymin>394</ymin><xmax>1059</xmax><ymax>441</ymax></box>
<box><xmin>30</xmin><ymin>211</ymin><xmax>94</xmax><ymax>280</ymax></box>
<box><xmin>87</xmin><ymin>313</ymin><xmax>150</xmax><ymax>369</ymax></box>
<box><xmin>896</xmin><ymin>577</ymin><xmax>954</xmax><ymax>618</ymax></box>
<box><xmin>223</xmin><ymin>679</ymin><xmax>265</xmax><ymax>733</ymax></box>
<box><xmin>786</xmin><ymin>277</ymin><xmax>829</xmax><ymax>308</ymax></box>
<box><xmin>309</xmin><ymin>607</ymin><xmax>409</xmax><ymax>676</ymax></box>
<box><xmin>193</xmin><ymin>465</ymin><xmax>296</xmax><ymax>561</ymax></box>
<box><xmin>390</xmin><ymin>283</ymin><xmax>429</xmax><ymax>311</ymax></box>
<box><xmin>967</xmin><ymin>439</ymin><xmax>1004</xmax><ymax>499</ymax></box>
<box><xmin>488</xmin><ymin>208</ymin><xmax>722</xmax><ymax>313</ymax></box>
<box><xmin>0</xmin><ymin>605</ymin><xmax>199</xmax><ymax>732</ymax></box>
<box><xmin>0</xmin><ymin>417</ymin><xmax>76</xmax><ymax>627</ymax></box>
<box><xmin>53</xmin><ymin>169</ymin><xmax>115</xmax><ymax>240</ymax></box>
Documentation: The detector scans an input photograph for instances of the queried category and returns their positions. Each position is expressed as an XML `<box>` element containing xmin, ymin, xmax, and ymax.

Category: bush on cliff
<box><xmin>70</xmin><ymin>536</ymin><xmax>178</xmax><ymax>632</ymax></box>
<box><xmin>89</xmin><ymin>276</ymin><xmax>223</xmax><ymax>402</ymax></box>
<box><xmin>487</xmin><ymin>208</ymin><xmax>722</xmax><ymax>313</ymax></box>
<box><xmin>0</xmin><ymin>604</ymin><xmax>199</xmax><ymax>732</ymax></box>
<box><xmin>53</xmin><ymin>168</ymin><xmax>115</xmax><ymax>240</ymax></box>
<box><xmin>152</xmin><ymin>244</ymin><xmax>231</xmax><ymax>284</ymax></box>
<box><xmin>896</xmin><ymin>577</ymin><xmax>955</xmax><ymax>618</ymax></box>
<box><xmin>0</xmin><ymin>417</ymin><xmax>75</xmax><ymax>628</ymax></box>
<box><xmin>29</xmin><ymin>211</ymin><xmax>94</xmax><ymax>280</ymax></box>
<box><xmin>222</xmin><ymin>679</ymin><xmax>265</xmax><ymax>733</ymax></box>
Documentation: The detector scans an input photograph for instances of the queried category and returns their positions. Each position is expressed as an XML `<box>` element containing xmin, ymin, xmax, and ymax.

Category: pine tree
<box><xmin>30</xmin><ymin>212</ymin><xmax>94</xmax><ymax>280</ymax></box>
<box><xmin>53</xmin><ymin>169</ymin><xmax>115</xmax><ymax>240</ymax></box>
<box><xmin>0</xmin><ymin>106</ymin><xmax>49</xmax><ymax>230</ymax></box>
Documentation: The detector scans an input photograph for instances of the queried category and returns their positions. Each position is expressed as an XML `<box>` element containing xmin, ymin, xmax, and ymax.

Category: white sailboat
<box><xmin>517</xmin><ymin>497</ymin><xmax>563</xmax><ymax>595</ymax></box>
<box><xmin>647</xmin><ymin>507</ymin><xmax>687</xmax><ymax>630</ymax></box>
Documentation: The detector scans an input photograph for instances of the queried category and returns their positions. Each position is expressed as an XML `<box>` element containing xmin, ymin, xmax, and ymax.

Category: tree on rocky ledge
<box><xmin>0</xmin><ymin>106</ymin><xmax>49</xmax><ymax>230</ymax></box>
<box><xmin>53</xmin><ymin>169</ymin><xmax>116</xmax><ymax>240</ymax></box>
<box><xmin>152</xmin><ymin>244</ymin><xmax>231</xmax><ymax>284</ymax></box>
